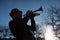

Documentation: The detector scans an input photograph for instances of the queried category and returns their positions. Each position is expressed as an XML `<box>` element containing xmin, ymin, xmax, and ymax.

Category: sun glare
<box><xmin>44</xmin><ymin>25</ymin><xmax>55</xmax><ymax>40</ymax></box>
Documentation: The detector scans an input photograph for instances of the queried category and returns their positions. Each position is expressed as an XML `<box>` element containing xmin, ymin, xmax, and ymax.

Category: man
<box><xmin>9</xmin><ymin>8</ymin><xmax>36</xmax><ymax>40</ymax></box>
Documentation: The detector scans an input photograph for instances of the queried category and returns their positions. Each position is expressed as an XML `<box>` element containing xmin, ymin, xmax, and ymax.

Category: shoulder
<box><xmin>9</xmin><ymin>20</ymin><xmax>13</xmax><ymax>25</ymax></box>
<box><xmin>9</xmin><ymin>20</ymin><xmax>14</xmax><ymax>29</ymax></box>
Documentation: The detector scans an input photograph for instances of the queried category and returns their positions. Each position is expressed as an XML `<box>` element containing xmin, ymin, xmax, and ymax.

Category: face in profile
<box><xmin>13</xmin><ymin>11</ymin><xmax>22</xmax><ymax>19</ymax></box>
<box><xmin>10</xmin><ymin>8</ymin><xmax>22</xmax><ymax>19</ymax></box>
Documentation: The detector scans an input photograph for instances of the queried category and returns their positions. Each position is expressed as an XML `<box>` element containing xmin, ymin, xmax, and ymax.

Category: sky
<box><xmin>0</xmin><ymin>0</ymin><xmax>60</xmax><ymax>26</ymax></box>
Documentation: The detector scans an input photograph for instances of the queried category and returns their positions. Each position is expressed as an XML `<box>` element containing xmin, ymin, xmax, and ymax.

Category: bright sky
<box><xmin>0</xmin><ymin>0</ymin><xmax>60</xmax><ymax>26</ymax></box>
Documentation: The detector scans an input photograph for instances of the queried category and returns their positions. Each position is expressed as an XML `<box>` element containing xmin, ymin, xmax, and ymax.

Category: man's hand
<box><xmin>26</xmin><ymin>10</ymin><xmax>40</xmax><ymax>19</ymax></box>
<box><xmin>26</xmin><ymin>10</ymin><xmax>34</xmax><ymax>19</ymax></box>
<box><xmin>26</xmin><ymin>10</ymin><xmax>32</xmax><ymax>16</ymax></box>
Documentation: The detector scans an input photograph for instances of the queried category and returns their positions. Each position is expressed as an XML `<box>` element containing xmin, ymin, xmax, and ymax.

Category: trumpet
<box><xmin>23</xmin><ymin>6</ymin><xmax>43</xmax><ymax>16</ymax></box>
<box><xmin>32</xmin><ymin>6</ymin><xmax>43</xmax><ymax>16</ymax></box>
<box><xmin>33</xmin><ymin>6</ymin><xmax>43</xmax><ymax>12</ymax></box>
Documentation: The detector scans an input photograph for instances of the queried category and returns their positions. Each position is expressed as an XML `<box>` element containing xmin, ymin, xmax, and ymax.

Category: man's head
<box><xmin>9</xmin><ymin>8</ymin><xmax>22</xmax><ymax>19</ymax></box>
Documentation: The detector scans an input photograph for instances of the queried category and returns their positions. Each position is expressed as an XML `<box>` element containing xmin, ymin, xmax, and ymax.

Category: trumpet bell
<box><xmin>33</xmin><ymin>6</ymin><xmax>43</xmax><ymax>12</ymax></box>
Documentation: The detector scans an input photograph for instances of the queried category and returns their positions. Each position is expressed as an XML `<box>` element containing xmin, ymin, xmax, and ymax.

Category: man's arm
<box><xmin>29</xmin><ymin>18</ymin><xmax>36</xmax><ymax>31</ymax></box>
<box><xmin>9</xmin><ymin>21</ymin><xmax>17</xmax><ymax>37</ymax></box>
<box><xmin>22</xmin><ymin>10</ymin><xmax>31</xmax><ymax>24</ymax></box>
<box><xmin>24</xmin><ymin>18</ymin><xmax>36</xmax><ymax>31</ymax></box>
<box><xmin>23</xmin><ymin>10</ymin><xmax>36</xmax><ymax>31</ymax></box>
<box><xmin>23</xmin><ymin>16</ymin><xmax>29</xmax><ymax>24</ymax></box>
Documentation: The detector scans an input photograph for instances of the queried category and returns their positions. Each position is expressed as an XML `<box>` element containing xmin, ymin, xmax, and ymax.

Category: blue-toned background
<box><xmin>0</xmin><ymin>0</ymin><xmax>60</xmax><ymax>26</ymax></box>
<box><xmin>0</xmin><ymin>0</ymin><xmax>60</xmax><ymax>39</ymax></box>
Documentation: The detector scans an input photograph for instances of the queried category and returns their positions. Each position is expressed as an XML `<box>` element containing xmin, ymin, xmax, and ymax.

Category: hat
<box><xmin>9</xmin><ymin>8</ymin><xmax>22</xmax><ymax>17</ymax></box>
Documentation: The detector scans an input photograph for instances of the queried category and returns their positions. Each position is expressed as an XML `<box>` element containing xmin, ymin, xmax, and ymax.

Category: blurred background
<box><xmin>0</xmin><ymin>0</ymin><xmax>60</xmax><ymax>40</ymax></box>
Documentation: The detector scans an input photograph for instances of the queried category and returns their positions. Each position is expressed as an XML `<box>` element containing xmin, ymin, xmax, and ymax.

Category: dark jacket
<box><xmin>9</xmin><ymin>16</ymin><xmax>36</xmax><ymax>40</ymax></box>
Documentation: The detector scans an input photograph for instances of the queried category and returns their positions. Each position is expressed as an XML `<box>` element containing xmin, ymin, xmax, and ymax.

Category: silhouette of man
<box><xmin>9</xmin><ymin>8</ymin><xmax>36</xmax><ymax>40</ymax></box>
